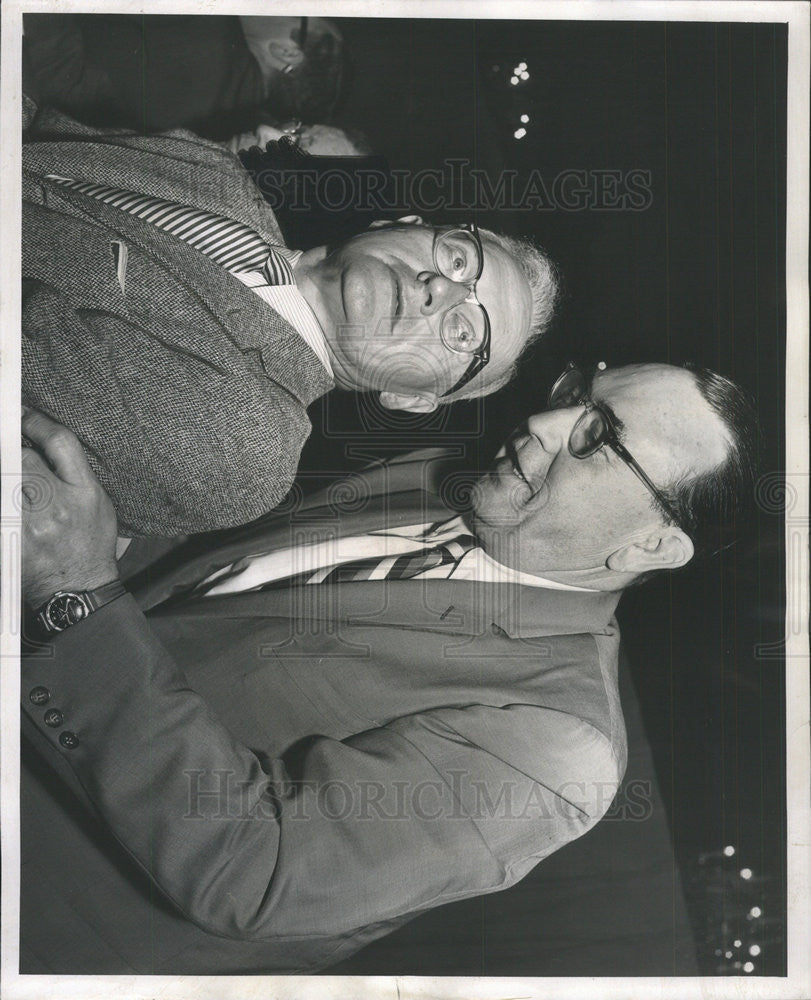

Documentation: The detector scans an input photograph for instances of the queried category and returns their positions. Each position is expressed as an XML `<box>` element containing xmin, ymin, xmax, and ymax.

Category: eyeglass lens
<box><xmin>569</xmin><ymin>409</ymin><xmax>611</xmax><ymax>457</ymax></box>
<box><xmin>434</xmin><ymin>230</ymin><xmax>482</xmax><ymax>284</ymax></box>
<box><xmin>548</xmin><ymin>367</ymin><xmax>587</xmax><ymax>409</ymax></box>
<box><xmin>441</xmin><ymin>311</ymin><xmax>486</xmax><ymax>354</ymax></box>
<box><xmin>434</xmin><ymin>230</ymin><xmax>487</xmax><ymax>356</ymax></box>
<box><xmin>548</xmin><ymin>368</ymin><xmax>612</xmax><ymax>457</ymax></box>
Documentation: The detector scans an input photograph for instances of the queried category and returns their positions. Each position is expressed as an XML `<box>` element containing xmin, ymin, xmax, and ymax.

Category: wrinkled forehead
<box><xmin>593</xmin><ymin>363</ymin><xmax>695</xmax><ymax>416</ymax></box>
<box><xmin>592</xmin><ymin>364</ymin><xmax>730</xmax><ymax>473</ymax></box>
<box><xmin>477</xmin><ymin>233</ymin><xmax>533</xmax><ymax>338</ymax></box>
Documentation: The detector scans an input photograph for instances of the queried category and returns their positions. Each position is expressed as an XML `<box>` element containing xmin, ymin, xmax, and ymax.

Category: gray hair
<box><xmin>441</xmin><ymin>230</ymin><xmax>560</xmax><ymax>402</ymax></box>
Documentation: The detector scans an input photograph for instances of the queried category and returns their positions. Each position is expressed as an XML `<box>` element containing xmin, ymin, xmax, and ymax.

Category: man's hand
<box><xmin>226</xmin><ymin>124</ymin><xmax>285</xmax><ymax>154</ymax></box>
<box><xmin>22</xmin><ymin>408</ymin><xmax>119</xmax><ymax>608</ymax></box>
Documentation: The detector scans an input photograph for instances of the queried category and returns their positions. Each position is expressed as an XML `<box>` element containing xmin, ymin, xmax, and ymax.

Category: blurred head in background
<box><xmin>240</xmin><ymin>16</ymin><xmax>348</xmax><ymax>122</ymax></box>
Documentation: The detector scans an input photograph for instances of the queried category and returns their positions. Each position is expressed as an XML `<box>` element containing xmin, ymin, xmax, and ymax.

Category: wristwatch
<box><xmin>35</xmin><ymin>580</ymin><xmax>126</xmax><ymax>635</ymax></box>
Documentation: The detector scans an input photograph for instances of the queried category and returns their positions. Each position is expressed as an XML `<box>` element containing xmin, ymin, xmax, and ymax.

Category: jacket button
<box><xmin>29</xmin><ymin>686</ymin><xmax>50</xmax><ymax>705</ymax></box>
<box><xmin>59</xmin><ymin>731</ymin><xmax>80</xmax><ymax>749</ymax></box>
<box><xmin>44</xmin><ymin>709</ymin><xmax>64</xmax><ymax>728</ymax></box>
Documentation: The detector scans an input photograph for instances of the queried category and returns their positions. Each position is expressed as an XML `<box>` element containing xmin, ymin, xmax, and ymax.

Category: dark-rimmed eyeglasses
<box><xmin>548</xmin><ymin>362</ymin><xmax>683</xmax><ymax>528</ymax></box>
<box><xmin>434</xmin><ymin>221</ymin><xmax>491</xmax><ymax>397</ymax></box>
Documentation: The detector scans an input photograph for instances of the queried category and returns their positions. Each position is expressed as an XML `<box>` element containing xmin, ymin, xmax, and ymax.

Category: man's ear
<box><xmin>606</xmin><ymin>528</ymin><xmax>694</xmax><ymax>575</ymax></box>
<box><xmin>267</xmin><ymin>39</ymin><xmax>304</xmax><ymax>68</ymax></box>
<box><xmin>367</xmin><ymin>215</ymin><xmax>424</xmax><ymax>230</ymax></box>
<box><xmin>379</xmin><ymin>390</ymin><xmax>438</xmax><ymax>413</ymax></box>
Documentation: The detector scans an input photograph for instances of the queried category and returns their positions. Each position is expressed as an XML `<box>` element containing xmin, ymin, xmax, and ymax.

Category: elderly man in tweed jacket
<box><xmin>22</xmin><ymin>97</ymin><xmax>557</xmax><ymax>536</ymax></box>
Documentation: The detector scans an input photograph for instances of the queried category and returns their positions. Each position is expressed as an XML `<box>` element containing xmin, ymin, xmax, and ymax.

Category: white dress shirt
<box><xmin>200</xmin><ymin>515</ymin><xmax>596</xmax><ymax>596</ymax></box>
<box><xmin>45</xmin><ymin>173</ymin><xmax>335</xmax><ymax>379</ymax></box>
<box><xmin>233</xmin><ymin>247</ymin><xmax>334</xmax><ymax>378</ymax></box>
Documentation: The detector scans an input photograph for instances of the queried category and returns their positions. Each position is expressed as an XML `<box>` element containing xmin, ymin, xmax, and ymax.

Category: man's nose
<box><xmin>525</xmin><ymin>406</ymin><xmax>582</xmax><ymax>454</ymax></box>
<box><xmin>415</xmin><ymin>271</ymin><xmax>469</xmax><ymax>316</ymax></box>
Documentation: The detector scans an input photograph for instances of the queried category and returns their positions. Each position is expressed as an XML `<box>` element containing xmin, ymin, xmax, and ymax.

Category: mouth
<box><xmin>481</xmin><ymin>439</ymin><xmax>534</xmax><ymax>509</ymax></box>
<box><xmin>390</xmin><ymin>270</ymin><xmax>402</xmax><ymax>321</ymax></box>
<box><xmin>506</xmin><ymin>437</ymin><xmax>532</xmax><ymax>489</ymax></box>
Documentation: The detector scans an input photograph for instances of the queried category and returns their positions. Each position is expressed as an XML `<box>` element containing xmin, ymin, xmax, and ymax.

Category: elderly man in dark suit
<box><xmin>20</xmin><ymin>360</ymin><xmax>756</xmax><ymax>973</ymax></box>
<box><xmin>22</xmin><ymin>97</ymin><xmax>557</xmax><ymax>536</ymax></box>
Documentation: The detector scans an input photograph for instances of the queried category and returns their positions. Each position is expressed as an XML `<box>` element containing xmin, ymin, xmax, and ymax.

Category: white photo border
<box><xmin>1</xmin><ymin>2</ymin><xmax>808</xmax><ymax>999</ymax></box>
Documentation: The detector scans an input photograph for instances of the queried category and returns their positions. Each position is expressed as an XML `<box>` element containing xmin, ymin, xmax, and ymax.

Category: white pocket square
<box><xmin>110</xmin><ymin>239</ymin><xmax>128</xmax><ymax>295</ymax></box>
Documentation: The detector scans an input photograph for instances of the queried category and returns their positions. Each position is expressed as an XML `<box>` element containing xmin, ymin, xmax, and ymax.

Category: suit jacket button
<box><xmin>44</xmin><ymin>708</ymin><xmax>64</xmax><ymax>727</ymax></box>
<box><xmin>59</xmin><ymin>731</ymin><xmax>80</xmax><ymax>749</ymax></box>
<box><xmin>29</xmin><ymin>686</ymin><xmax>50</xmax><ymax>705</ymax></box>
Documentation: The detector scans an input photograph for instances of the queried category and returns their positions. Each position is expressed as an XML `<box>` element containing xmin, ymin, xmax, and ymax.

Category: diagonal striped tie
<box><xmin>194</xmin><ymin>534</ymin><xmax>478</xmax><ymax>597</ymax></box>
<box><xmin>302</xmin><ymin>535</ymin><xmax>478</xmax><ymax>586</ymax></box>
<box><xmin>47</xmin><ymin>175</ymin><xmax>294</xmax><ymax>285</ymax></box>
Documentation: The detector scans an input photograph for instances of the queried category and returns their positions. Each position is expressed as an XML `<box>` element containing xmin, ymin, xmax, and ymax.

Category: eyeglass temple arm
<box><xmin>608</xmin><ymin>440</ymin><xmax>682</xmax><ymax>525</ymax></box>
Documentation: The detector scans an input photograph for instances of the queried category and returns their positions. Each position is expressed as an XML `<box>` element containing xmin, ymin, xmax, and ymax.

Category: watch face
<box><xmin>46</xmin><ymin>594</ymin><xmax>89</xmax><ymax>631</ymax></box>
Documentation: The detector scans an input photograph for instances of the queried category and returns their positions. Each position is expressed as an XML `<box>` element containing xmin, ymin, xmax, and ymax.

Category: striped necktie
<box><xmin>302</xmin><ymin>534</ymin><xmax>478</xmax><ymax>586</ymax></box>
<box><xmin>47</xmin><ymin>175</ymin><xmax>294</xmax><ymax>285</ymax></box>
<box><xmin>195</xmin><ymin>534</ymin><xmax>478</xmax><ymax>597</ymax></box>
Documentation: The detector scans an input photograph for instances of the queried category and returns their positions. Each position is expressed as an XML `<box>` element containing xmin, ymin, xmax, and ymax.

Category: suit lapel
<box><xmin>132</xmin><ymin>453</ymin><xmax>459</xmax><ymax>609</ymax></box>
<box><xmin>24</xmin><ymin>126</ymin><xmax>284</xmax><ymax>242</ymax></box>
<box><xmin>151</xmin><ymin>572</ymin><xmax>620</xmax><ymax>640</ymax></box>
<box><xmin>133</xmin><ymin>485</ymin><xmax>447</xmax><ymax>610</ymax></box>
<box><xmin>35</xmin><ymin>177</ymin><xmax>332</xmax><ymax>401</ymax></box>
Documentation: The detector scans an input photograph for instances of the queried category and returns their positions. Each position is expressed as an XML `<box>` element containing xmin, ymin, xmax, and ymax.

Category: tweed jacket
<box><xmin>21</xmin><ymin>450</ymin><xmax>628</xmax><ymax>973</ymax></box>
<box><xmin>22</xmin><ymin>98</ymin><xmax>334</xmax><ymax>535</ymax></box>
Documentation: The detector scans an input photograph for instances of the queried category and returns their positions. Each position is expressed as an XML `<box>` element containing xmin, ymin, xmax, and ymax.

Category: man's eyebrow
<box><xmin>600</xmin><ymin>401</ymin><xmax>625</xmax><ymax>438</ymax></box>
<box><xmin>589</xmin><ymin>377</ymin><xmax>626</xmax><ymax>439</ymax></box>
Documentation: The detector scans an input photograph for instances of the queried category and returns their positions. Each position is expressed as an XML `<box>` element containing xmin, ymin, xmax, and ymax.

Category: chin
<box><xmin>469</xmin><ymin>488</ymin><xmax>520</xmax><ymax>533</ymax></box>
<box><xmin>477</xmin><ymin>466</ymin><xmax>528</xmax><ymax>509</ymax></box>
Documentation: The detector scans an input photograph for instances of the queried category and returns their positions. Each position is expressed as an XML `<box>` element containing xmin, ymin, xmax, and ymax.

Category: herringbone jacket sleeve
<box><xmin>22</xmin><ymin>276</ymin><xmax>313</xmax><ymax>535</ymax></box>
<box><xmin>22</xmin><ymin>100</ymin><xmax>333</xmax><ymax>535</ymax></box>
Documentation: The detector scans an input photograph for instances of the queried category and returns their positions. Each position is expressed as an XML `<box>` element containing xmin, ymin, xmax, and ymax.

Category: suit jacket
<box><xmin>24</xmin><ymin>14</ymin><xmax>267</xmax><ymax>139</ymax></box>
<box><xmin>21</xmin><ymin>451</ymin><xmax>627</xmax><ymax>973</ymax></box>
<box><xmin>22</xmin><ymin>98</ymin><xmax>334</xmax><ymax>536</ymax></box>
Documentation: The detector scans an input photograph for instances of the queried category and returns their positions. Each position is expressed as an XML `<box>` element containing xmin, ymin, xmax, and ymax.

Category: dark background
<box><xmin>21</xmin><ymin>13</ymin><xmax>788</xmax><ymax>977</ymax></box>
<box><xmin>298</xmin><ymin>19</ymin><xmax>787</xmax><ymax>975</ymax></box>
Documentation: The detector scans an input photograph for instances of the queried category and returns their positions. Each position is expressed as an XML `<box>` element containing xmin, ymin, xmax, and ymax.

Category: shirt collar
<box><xmin>246</xmin><ymin>246</ymin><xmax>334</xmax><ymax>377</ymax></box>
<box><xmin>383</xmin><ymin>515</ymin><xmax>599</xmax><ymax>592</ymax></box>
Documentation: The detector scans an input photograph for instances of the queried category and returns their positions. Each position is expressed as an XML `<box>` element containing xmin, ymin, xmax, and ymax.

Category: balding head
<box><xmin>469</xmin><ymin>362</ymin><xmax>755</xmax><ymax>588</ymax></box>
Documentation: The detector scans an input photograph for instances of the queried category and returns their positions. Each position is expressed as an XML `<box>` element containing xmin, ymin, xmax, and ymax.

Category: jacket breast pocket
<box><xmin>22</xmin><ymin>200</ymin><xmax>132</xmax><ymax>316</ymax></box>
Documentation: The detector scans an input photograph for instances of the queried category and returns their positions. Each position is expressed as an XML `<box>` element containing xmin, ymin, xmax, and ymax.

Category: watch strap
<box><xmin>81</xmin><ymin>579</ymin><xmax>127</xmax><ymax>613</ymax></box>
<box><xmin>35</xmin><ymin>579</ymin><xmax>127</xmax><ymax>634</ymax></box>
